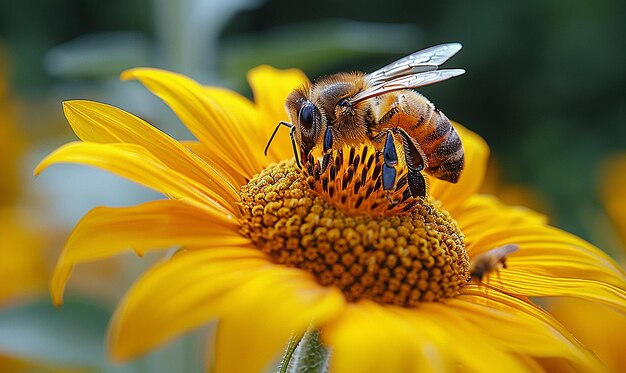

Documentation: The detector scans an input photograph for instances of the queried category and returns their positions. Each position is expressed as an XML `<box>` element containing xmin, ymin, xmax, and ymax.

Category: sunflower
<box><xmin>36</xmin><ymin>65</ymin><xmax>626</xmax><ymax>372</ymax></box>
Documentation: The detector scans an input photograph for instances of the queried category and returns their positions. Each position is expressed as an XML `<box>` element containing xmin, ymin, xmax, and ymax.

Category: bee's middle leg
<box><xmin>374</xmin><ymin>130</ymin><xmax>407</xmax><ymax>193</ymax></box>
<box><xmin>375</xmin><ymin>128</ymin><xmax>427</xmax><ymax>198</ymax></box>
<box><xmin>381</xmin><ymin>131</ymin><xmax>398</xmax><ymax>191</ymax></box>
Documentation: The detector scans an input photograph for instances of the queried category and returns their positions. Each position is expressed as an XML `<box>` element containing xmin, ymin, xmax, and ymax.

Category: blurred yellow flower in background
<box><xmin>0</xmin><ymin>44</ymin><xmax>27</xmax><ymax>207</ymax></box>
<box><xmin>0</xmin><ymin>44</ymin><xmax>59</xmax><ymax>373</ymax></box>
<box><xmin>0</xmin><ymin>87</ymin><xmax>24</xmax><ymax>203</ymax></box>
<box><xmin>36</xmin><ymin>66</ymin><xmax>626</xmax><ymax>372</ymax></box>
<box><xmin>0</xmin><ymin>47</ymin><xmax>47</xmax><ymax>307</ymax></box>
<box><xmin>600</xmin><ymin>155</ymin><xmax>626</xmax><ymax>249</ymax></box>
<box><xmin>0</xmin><ymin>208</ymin><xmax>47</xmax><ymax>306</ymax></box>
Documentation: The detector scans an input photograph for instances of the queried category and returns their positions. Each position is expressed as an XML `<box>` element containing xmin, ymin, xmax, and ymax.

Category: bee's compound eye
<box><xmin>298</xmin><ymin>103</ymin><xmax>314</xmax><ymax>129</ymax></box>
<box><xmin>338</xmin><ymin>98</ymin><xmax>351</xmax><ymax>107</ymax></box>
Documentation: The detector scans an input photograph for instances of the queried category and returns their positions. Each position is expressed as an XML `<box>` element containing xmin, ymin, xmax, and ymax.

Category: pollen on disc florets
<box><xmin>238</xmin><ymin>158</ymin><xmax>470</xmax><ymax>307</ymax></box>
<box><xmin>303</xmin><ymin>144</ymin><xmax>422</xmax><ymax>216</ymax></box>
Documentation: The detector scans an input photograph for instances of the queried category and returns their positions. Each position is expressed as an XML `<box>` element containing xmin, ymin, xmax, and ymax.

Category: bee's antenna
<box><xmin>264</xmin><ymin>121</ymin><xmax>293</xmax><ymax>156</ymax></box>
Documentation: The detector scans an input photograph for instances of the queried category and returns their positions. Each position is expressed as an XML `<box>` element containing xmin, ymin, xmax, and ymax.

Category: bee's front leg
<box><xmin>323</xmin><ymin>126</ymin><xmax>333</xmax><ymax>153</ymax></box>
<box><xmin>318</xmin><ymin>125</ymin><xmax>334</xmax><ymax>174</ymax></box>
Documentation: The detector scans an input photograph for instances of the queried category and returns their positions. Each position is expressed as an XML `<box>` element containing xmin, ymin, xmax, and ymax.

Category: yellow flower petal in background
<box><xmin>0</xmin><ymin>101</ymin><xmax>25</xmax><ymax>204</ymax></box>
<box><xmin>246</xmin><ymin>65</ymin><xmax>310</xmax><ymax>164</ymax></box>
<box><xmin>0</xmin><ymin>58</ymin><xmax>48</xmax><ymax>306</ymax></box>
<box><xmin>600</xmin><ymin>154</ymin><xmax>626</xmax><ymax>248</ymax></box>
<box><xmin>247</xmin><ymin>65</ymin><xmax>308</xmax><ymax>126</ymax></box>
<box><xmin>50</xmin><ymin>200</ymin><xmax>246</xmax><ymax>306</ymax></box>
<box><xmin>0</xmin><ymin>208</ymin><xmax>47</xmax><ymax>306</ymax></box>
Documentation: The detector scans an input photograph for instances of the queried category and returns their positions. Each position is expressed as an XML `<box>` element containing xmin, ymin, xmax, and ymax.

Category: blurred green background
<box><xmin>0</xmin><ymin>0</ymin><xmax>624</xmax><ymax>371</ymax></box>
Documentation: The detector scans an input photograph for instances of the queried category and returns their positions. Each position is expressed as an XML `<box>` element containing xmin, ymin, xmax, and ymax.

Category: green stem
<box><xmin>278</xmin><ymin>328</ymin><xmax>329</xmax><ymax>373</ymax></box>
<box><xmin>278</xmin><ymin>334</ymin><xmax>301</xmax><ymax>373</ymax></box>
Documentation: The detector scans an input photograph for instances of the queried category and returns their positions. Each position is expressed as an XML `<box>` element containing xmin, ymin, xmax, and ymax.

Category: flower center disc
<box><xmin>238</xmin><ymin>148</ymin><xmax>470</xmax><ymax>306</ymax></box>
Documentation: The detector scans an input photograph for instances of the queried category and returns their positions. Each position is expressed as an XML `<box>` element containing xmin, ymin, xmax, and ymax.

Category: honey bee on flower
<box><xmin>266</xmin><ymin>43</ymin><xmax>466</xmax><ymax>199</ymax></box>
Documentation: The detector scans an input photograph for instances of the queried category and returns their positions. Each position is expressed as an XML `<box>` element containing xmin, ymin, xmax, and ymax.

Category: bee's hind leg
<box><xmin>389</xmin><ymin>128</ymin><xmax>427</xmax><ymax>198</ymax></box>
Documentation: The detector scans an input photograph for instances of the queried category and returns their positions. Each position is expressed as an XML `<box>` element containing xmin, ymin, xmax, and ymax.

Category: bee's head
<box><xmin>283</xmin><ymin>73</ymin><xmax>366</xmax><ymax>162</ymax></box>
<box><xmin>285</xmin><ymin>88</ymin><xmax>324</xmax><ymax>160</ymax></box>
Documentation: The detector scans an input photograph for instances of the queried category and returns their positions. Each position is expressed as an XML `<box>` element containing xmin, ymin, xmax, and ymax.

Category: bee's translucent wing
<box><xmin>472</xmin><ymin>244</ymin><xmax>520</xmax><ymax>265</ymax></box>
<box><xmin>367</xmin><ymin>43</ymin><xmax>463</xmax><ymax>85</ymax></box>
<box><xmin>488</xmin><ymin>244</ymin><xmax>520</xmax><ymax>260</ymax></box>
<box><xmin>350</xmin><ymin>69</ymin><xmax>465</xmax><ymax>104</ymax></box>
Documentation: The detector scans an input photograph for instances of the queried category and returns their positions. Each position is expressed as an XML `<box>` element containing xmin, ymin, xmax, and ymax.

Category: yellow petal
<box><xmin>215</xmin><ymin>265</ymin><xmax>345</xmax><ymax>373</ymax></box>
<box><xmin>392</xmin><ymin>304</ymin><xmax>532</xmax><ymax>372</ymax></box>
<box><xmin>429</xmin><ymin>123</ymin><xmax>490</xmax><ymax>212</ymax></box>
<box><xmin>549</xmin><ymin>297</ymin><xmax>626</xmax><ymax>372</ymax></box>
<box><xmin>50</xmin><ymin>200</ymin><xmax>244</xmax><ymax>306</ymax></box>
<box><xmin>200</xmin><ymin>85</ymin><xmax>292</xmax><ymax>171</ymax></box>
<box><xmin>455</xmin><ymin>195</ymin><xmax>548</xmax><ymax>244</ymax></box>
<box><xmin>121</xmin><ymin>68</ymin><xmax>262</xmax><ymax>179</ymax></box>
<box><xmin>107</xmin><ymin>247</ymin><xmax>345</xmax><ymax>373</ymax></box>
<box><xmin>63</xmin><ymin>100</ymin><xmax>240</xmax><ymax>209</ymax></box>
<box><xmin>247</xmin><ymin>65</ymin><xmax>308</xmax><ymax>127</ymax></box>
<box><xmin>246</xmin><ymin>65</ymin><xmax>310</xmax><ymax>164</ymax></box>
<box><xmin>497</xmin><ymin>270</ymin><xmax>626</xmax><ymax>313</ymax></box>
<box><xmin>35</xmin><ymin>141</ymin><xmax>233</xmax><ymax>214</ymax></box>
<box><xmin>323</xmin><ymin>301</ymin><xmax>452</xmax><ymax>373</ymax></box>
<box><xmin>453</xmin><ymin>286</ymin><xmax>604</xmax><ymax>372</ymax></box>
<box><xmin>179</xmin><ymin>140</ymin><xmax>247</xmax><ymax>187</ymax></box>
<box><xmin>457</xmin><ymin>195</ymin><xmax>626</xmax><ymax>310</ymax></box>
<box><xmin>108</xmin><ymin>247</ymin><xmax>265</xmax><ymax>360</ymax></box>
<box><xmin>325</xmin><ymin>300</ymin><xmax>535</xmax><ymax>372</ymax></box>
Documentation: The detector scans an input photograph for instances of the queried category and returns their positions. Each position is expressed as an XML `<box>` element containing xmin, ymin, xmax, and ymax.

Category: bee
<box><xmin>265</xmin><ymin>43</ymin><xmax>466</xmax><ymax>198</ymax></box>
<box><xmin>469</xmin><ymin>244</ymin><xmax>520</xmax><ymax>282</ymax></box>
